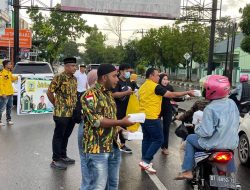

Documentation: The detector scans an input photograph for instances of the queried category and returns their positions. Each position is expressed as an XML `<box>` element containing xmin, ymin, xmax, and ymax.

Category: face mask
<box><xmin>124</xmin><ymin>71</ymin><xmax>131</xmax><ymax>79</ymax></box>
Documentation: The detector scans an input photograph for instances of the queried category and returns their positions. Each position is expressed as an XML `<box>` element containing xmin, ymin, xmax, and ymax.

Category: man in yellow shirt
<box><xmin>0</xmin><ymin>60</ymin><xmax>18</xmax><ymax>126</ymax></box>
<box><xmin>138</xmin><ymin>68</ymin><xmax>194</xmax><ymax>174</ymax></box>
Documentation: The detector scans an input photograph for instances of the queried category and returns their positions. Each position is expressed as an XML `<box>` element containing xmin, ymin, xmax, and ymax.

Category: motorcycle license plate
<box><xmin>210</xmin><ymin>175</ymin><xmax>236</xmax><ymax>188</ymax></box>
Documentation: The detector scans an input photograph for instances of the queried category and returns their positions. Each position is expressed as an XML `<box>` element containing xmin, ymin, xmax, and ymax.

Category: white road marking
<box><xmin>147</xmin><ymin>173</ymin><xmax>168</xmax><ymax>190</ymax></box>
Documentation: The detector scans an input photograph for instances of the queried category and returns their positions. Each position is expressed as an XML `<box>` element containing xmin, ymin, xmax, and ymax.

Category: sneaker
<box><xmin>0</xmin><ymin>121</ymin><xmax>5</xmax><ymax>126</ymax></box>
<box><xmin>50</xmin><ymin>161</ymin><xmax>67</xmax><ymax>170</ymax></box>
<box><xmin>60</xmin><ymin>157</ymin><xmax>75</xmax><ymax>164</ymax></box>
<box><xmin>7</xmin><ymin>121</ymin><xmax>14</xmax><ymax>125</ymax></box>
<box><xmin>139</xmin><ymin>161</ymin><xmax>156</xmax><ymax>174</ymax></box>
<box><xmin>120</xmin><ymin>145</ymin><xmax>132</xmax><ymax>154</ymax></box>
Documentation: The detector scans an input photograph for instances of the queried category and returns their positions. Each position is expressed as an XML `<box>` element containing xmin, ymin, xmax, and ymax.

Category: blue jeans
<box><xmin>0</xmin><ymin>95</ymin><xmax>13</xmax><ymax>122</ymax></box>
<box><xmin>141</xmin><ymin>119</ymin><xmax>164</xmax><ymax>163</ymax></box>
<box><xmin>82</xmin><ymin>147</ymin><xmax>121</xmax><ymax>190</ymax></box>
<box><xmin>78</xmin><ymin>121</ymin><xmax>85</xmax><ymax>190</ymax></box>
<box><xmin>182</xmin><ymin>134</ymin><xmax>203</xmax><ymax>171</ymax></box>
<box><xmin>182</xmin><ymin>134</ymin><xmax>237</xmax><ymax>172</ymax></box>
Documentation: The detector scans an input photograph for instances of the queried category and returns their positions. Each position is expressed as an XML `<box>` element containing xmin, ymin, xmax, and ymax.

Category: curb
<box><xmin>170</xmin><ymin>81</ymin><xmax>200</xmax><ymax>89</ymax></box>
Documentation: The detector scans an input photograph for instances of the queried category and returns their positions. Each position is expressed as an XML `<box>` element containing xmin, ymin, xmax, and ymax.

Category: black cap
<box><xmin>97</xmin><ymin>64</ymin><xmax>116</xmax><ymax>77</ymax></box>
<box><xmin>64</xmin><ymin>57</ymin><xmax>76</xmax><ymax>64</ymax></box>
<box><xmin>79</xmin><ymin>64</ymin><xmax>86</xmax><ymax>68</ymax></box>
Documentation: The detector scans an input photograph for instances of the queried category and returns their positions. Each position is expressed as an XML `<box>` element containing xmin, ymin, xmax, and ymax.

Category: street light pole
<box><xmin>14</xmin><ymin>0</ymin><xmax>20</xmax><ymax>65</ymax></box>
<box><xmin>207</xmin><ymin>0</ymin><xmax>218</xmax><ymax>75</ymax></box>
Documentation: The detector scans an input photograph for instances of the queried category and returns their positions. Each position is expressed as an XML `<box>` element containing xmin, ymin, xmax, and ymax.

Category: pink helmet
<box><xmin>202</xmin><ymin>75</ymin><xmax>230</xmax><ymax>100</ymax></box>
<box><xmin>240</xmin><ymin>74</ymin><xmax>248</xmax><ymax>83</ymax></box>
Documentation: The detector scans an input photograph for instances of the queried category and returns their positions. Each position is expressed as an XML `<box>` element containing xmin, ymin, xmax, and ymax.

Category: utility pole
<box><xmin>224</xmin><ymin>24</ymin><xmax>231</xmax><ymax>77</ymax></box>
<box><xmin>190</xmin><ymin>42</ymin><xmax>194</xmax><ymax>81</ymax></box>
<box><xmin>228</xmin><ymin>22</ymin><xmax>237</xmax><ymax>84</ymax></box>
<box><xmin>136</xmin><ymin>29</ymin><xmax>145</xmax><ymax>38</ymax></box>
<box><xmin>207</xmin><ymin>0</ymin><xmax>218</xmax><ymax>75</ymax></box>
<box><xmin>14</xmin><ymin>0</ymin><xmax>20</xmax><ymax>65</ymax></box>
<box><xmin>186</xmin><ymin>60</ymin><xmax>189</xmax><ymax>81</ymax></box>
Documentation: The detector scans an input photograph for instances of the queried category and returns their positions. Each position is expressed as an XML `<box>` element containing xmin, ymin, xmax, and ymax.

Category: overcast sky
<box><xmin>20</xmin><ymin>0</ymin><xmax>249</xmax><ymax>46</ymax></box>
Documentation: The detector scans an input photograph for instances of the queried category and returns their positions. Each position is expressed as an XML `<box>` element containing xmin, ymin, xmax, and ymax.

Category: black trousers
<box><xmin>161</xmin><ymin>110</ymin><xmax>172</xmax><ymax>149</ymax></box>
<box><xmin>77</xmin><ymin>91</ymin><xmax>85</xmax><ymax>100</ymax></box>
<box><xmin>52</xmin><ymin>116</ymin><xmax>75</xmax><ymax>161</ymax></box>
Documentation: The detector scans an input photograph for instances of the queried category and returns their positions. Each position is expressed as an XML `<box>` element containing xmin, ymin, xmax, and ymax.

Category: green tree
<box><xmin>158</xmin><ymin>25</ymin><xmax>184</xmax><ymax>70</ymax></box>
<box><xmin>123</xmin><ymin>39</ymin><xmax>141</xmax><ymax>68</ymax></box>
<box><xmin>181</xmin><ymin>22</ymin><xmax>210</xmax><ymax>65</ymax></box>
<box><xmin>60</xmin><ymin>41</ymin><xmax>80</xmax><ymax>60</ymax></box>
<box><xmin>215</xmin><ymin>16</ymin><xmax>233</xmax><ymax>42</ymax></box>
<box><xmin>27</xmin><ymin>4</ymin><xmax>91</xmax><ymax>63</ymax></box>
<box><xmin>83</xmin><ymin>25</ymin><xmax>106</xmax><ymax>64</ymax></box>
<box><xmin>137</xmin><ymin>28</ymin><xmax>161</xmax><ymax>67</ymax></box>
<box><xmin>103</xmin><ymin>45</ymin><xmax>124</xmax><ymax>65</ymax></box>
<box><xmin>240</xmin><ymin>4</ymin><xmax>250</xmax><ymax>54</ymax></box>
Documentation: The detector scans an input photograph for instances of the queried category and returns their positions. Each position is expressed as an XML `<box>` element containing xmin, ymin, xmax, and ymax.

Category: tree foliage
<box><xmin>104</xmin><ymin>45</ymin><xmax>125</xmax><ymax>65</ymax></box>
<box><xmin>125</xmin><ymin>22</ymin><xmax>209</xmax><ymax>71</ymax></box>
<box><xmin>215</xmin><ymin>16</ymin><xmax>233</xmax><ymax>42</ymax></box>
<box><xmin>60</xmin><ymin>41</ymin><xmax>81</xmax><ymax>61</ymax></box>
<box><xmin>123</xmin><ymin>39</ymin><xmax>141</xmax><ymax>68</ymax></box>
<box><xmin>83</xmin><ymin>25</ymin><xmax>106</xmax><ymax>64</ymax></box>
<box><xmin>27</xmin><ymin>4</ymin><xmax>91</xmax><ymax>63</ymax></box>
<box><xmin>240</xmin><ymin>4</ymin><xmax>250</xmax><ymax>54</ymax></box>
<box><xmin>181</xmin><ymin>22</ymin><xmax>209</xmax><ymax>65</ymax></box>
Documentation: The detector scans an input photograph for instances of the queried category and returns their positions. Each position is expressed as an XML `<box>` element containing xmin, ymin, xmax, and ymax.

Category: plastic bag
<box><xmin>126</xmin><ymin>93</ymin><xmax>140</xmax><ymax>132</ymax></box>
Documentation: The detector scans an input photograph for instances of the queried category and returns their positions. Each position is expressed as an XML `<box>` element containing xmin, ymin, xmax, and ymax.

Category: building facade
<box><xmin>213</xmin><ymin>33</ymin><xmax>250</xmax><ymax>84</ymax></box>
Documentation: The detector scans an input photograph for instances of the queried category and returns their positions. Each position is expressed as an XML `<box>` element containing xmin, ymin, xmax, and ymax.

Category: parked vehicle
<box><xmin>12</xmin><ymin>61</ymin><xmax>54</xmax><ymax>101</ymax></box>
<box><xmin>238</xmin><ymin>101</ymin><xmax>250</xmax><ymax>166</ymax></box>
<box><xmin>87</xmin><ymin>64</ymin><xmax>100</xmax><ymax>72</ymax></box>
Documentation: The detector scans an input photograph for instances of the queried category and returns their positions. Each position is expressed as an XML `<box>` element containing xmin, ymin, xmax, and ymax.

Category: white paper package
<box><xmin>128</xmin><ymin>113</ymin><xmax>146</xmax><ymax>123</ymax></box>
<box><xmin>122</xmin><ymin>131</ymin><xmax>143</xmax><ymax>140</ymax></box>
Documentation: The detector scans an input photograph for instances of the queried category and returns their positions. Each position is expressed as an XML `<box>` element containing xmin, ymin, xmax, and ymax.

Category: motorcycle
<box><xmin>190</xmin><ymin>149</ymin><xmax>241</xmax><ymax>190</ymax></box>
<box><xmin>176</xmin><ymin>121</ymin><xmax>241</xmax><ymax>190</ymax></box>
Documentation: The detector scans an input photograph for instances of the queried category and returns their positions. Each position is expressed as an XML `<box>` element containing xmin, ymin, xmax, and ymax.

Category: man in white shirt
<box><xmin>74</xmin><ymin>64</ymin><xmax>88</xmax><ymax>98</ymax></box>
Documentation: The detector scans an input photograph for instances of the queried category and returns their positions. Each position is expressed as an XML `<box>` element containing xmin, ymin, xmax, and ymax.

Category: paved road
<box><xmin>0</xmin><ymin>103</ymin><xmax>250</xmax><ymax>190</ymax></box>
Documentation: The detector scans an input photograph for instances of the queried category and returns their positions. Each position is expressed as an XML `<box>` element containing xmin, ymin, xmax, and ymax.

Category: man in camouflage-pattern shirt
<box><xmin>80</xmin><ymin>64</ymin><xmax>134</xmax><ymax>190</ymax></box>
<box><xmin>47</xmin><ymin>57</ymin><xmax>77</xmax><ymax>170</ymax></box>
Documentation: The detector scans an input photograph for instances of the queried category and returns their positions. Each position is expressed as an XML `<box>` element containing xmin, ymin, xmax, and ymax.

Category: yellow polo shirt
<box><xmin>0</xmin><ymin>69</ymin><xmax>18</xmax><ymax>96</ymax></box>
<box><xmin>138</xmin><ymin>79</ymin><xmax>166</xmax><ymax>119</ymax></box>
<box><xmin>0</xmin><ymin>72</ymin><xmax>3</xmax><ymax>96</ymax></box>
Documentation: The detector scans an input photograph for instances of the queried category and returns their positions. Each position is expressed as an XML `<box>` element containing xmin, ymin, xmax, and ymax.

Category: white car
<box><xmin>12</xmin><ymin>61</ymin><xmax>54</xmax><ymax>100</ymax></box>
<box><xmin>238</xmin><ymin>112</ymin><xmax>250</xmax><ymax>166</ymax></box>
